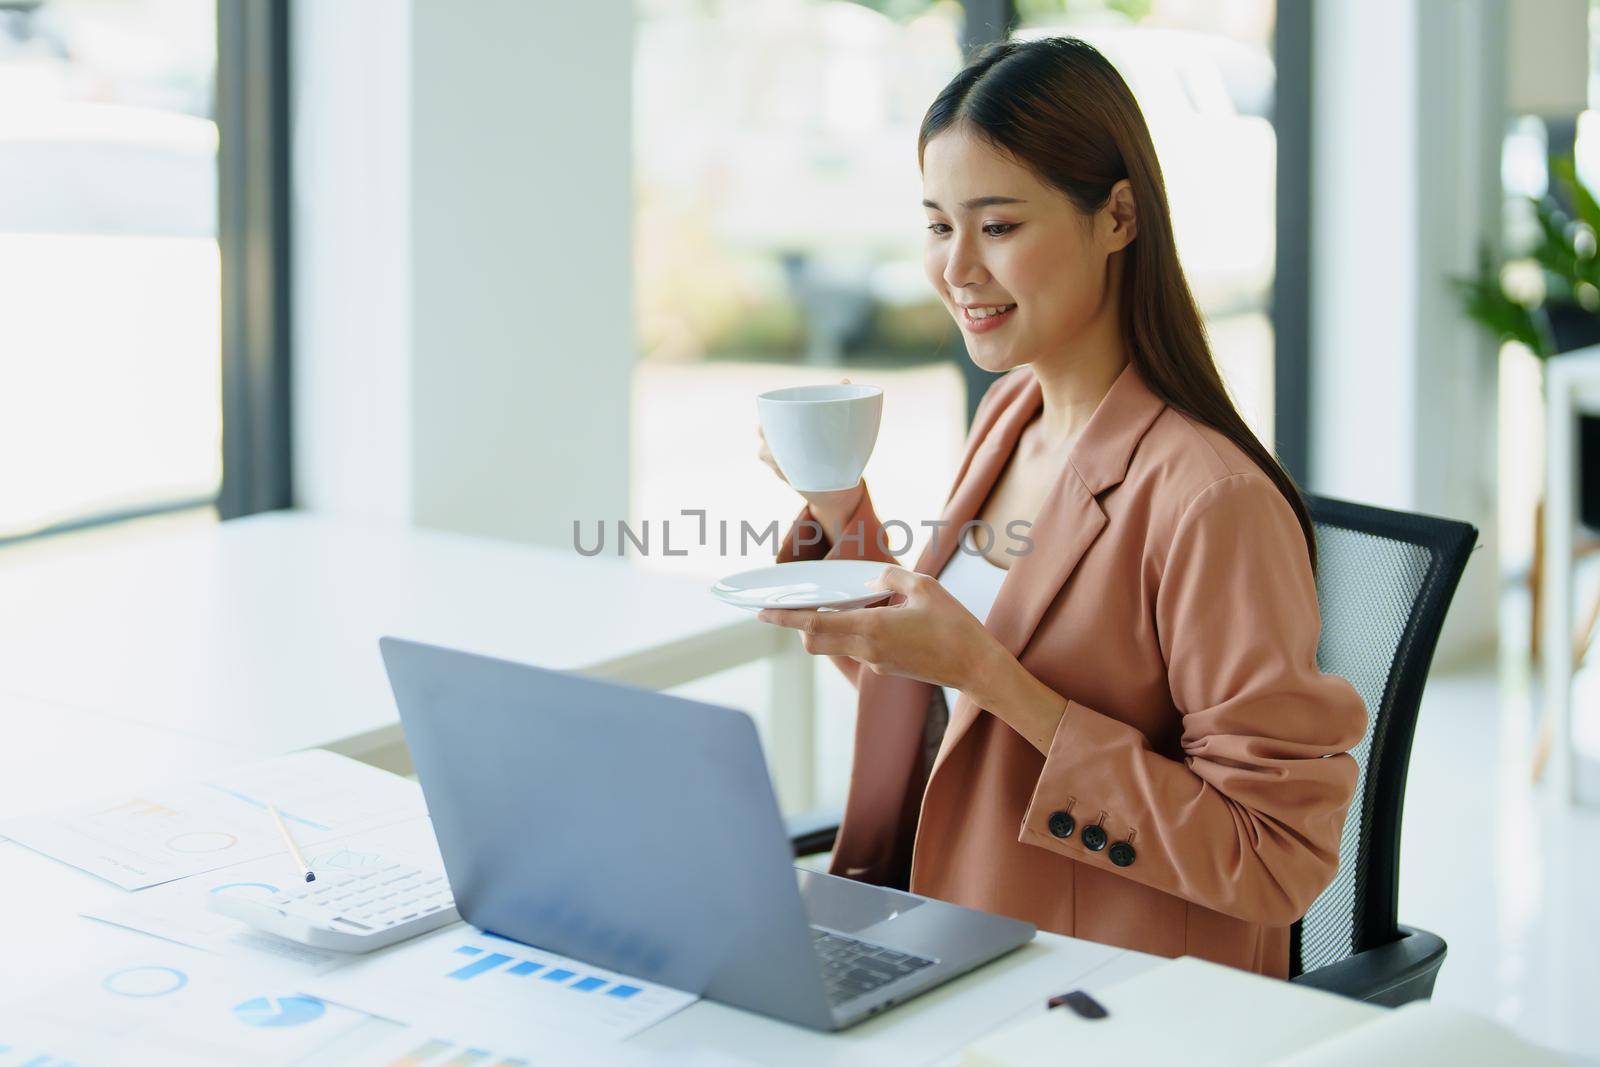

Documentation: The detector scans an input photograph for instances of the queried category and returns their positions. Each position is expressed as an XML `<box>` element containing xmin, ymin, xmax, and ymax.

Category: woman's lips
<box><xmin>960</xmin><ymin>304</ymin><xmax>1017</xmax><ymax>334</ymax></box>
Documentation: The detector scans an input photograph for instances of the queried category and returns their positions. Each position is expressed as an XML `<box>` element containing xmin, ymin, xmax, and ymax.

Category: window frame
<box><xmin>0</xmin><ymin>0</ymin><xmax>293</xmax><ymax>549</ymax></box>
<box><xmin>216</xmin><ymin>0</ymin><xmax>294</xmax><ymax>520</ymax></box>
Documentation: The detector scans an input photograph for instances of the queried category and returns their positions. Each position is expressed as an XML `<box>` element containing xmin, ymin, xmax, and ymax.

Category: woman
<box><xmin>753</xmin><ymin>37</ymin><xmax>1366</xmax><ymax>978</ymax></box>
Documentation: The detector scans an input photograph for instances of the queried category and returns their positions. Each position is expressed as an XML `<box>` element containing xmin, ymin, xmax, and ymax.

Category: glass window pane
<box><xmin>632</xmin><ymin>0</ymin><xmax>971</xmax><ymax>575</ymax></box>
<box><xmin>0</xmin><ymin>0</ymin><xmax>219</xmax><ymax>539</ymax></box>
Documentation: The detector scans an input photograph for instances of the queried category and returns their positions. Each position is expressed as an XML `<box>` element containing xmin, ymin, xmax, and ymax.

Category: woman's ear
<box><xmin>1102</xmin><ymin>179</ymin><xmax>1138</xmax><ymax>251</ymax></box>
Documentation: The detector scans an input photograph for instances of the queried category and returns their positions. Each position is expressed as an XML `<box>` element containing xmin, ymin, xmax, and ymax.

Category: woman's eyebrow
<box><xmin>922</xmin><ymin>196</ymin><xmax>1029</xmax><ymax>211</ymax></box>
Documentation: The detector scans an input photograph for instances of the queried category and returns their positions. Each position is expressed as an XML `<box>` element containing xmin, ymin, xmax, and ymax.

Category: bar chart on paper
<box><xmin>340</xmin><ymin>1030</ymin><xmax>540</xmax><ymax>1067</ymax></box>
<box><xmin>333</xmin><ymin>1023</ymin><xmax>687</xmax><ymax>1067</ymax></box>
<box><xmin>332</xmin><ymin>1020</ymin><xmax>761</xmax><ymax>1067</ymax></box>
<box><xmin>380</xmin><ymin>1036</ymin><xmax>529</xmax><ymax>1066</ymax></box>
<box><xmin>307</xmin><ymin>927</ymin><xmax>699</xmax><ymax>1046</ymax></box>
<box><xmin>443</xmin><ymin>944</ymin><xmax>645</xmax><ymax>999</ymax></box>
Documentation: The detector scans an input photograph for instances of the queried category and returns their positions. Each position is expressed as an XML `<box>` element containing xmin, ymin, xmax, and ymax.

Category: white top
<box><xmin>935</xmin><ymin>527</ymin><xmax>1009</xmax><ymax>713</ymax></box>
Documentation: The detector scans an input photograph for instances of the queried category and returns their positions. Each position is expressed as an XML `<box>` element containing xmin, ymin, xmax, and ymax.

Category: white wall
<box><xmin>292</xmin><ymin>1</ymin><xmax>634</xmax><ymax>548</ymax></box>
<box><xmin>291</xmin><ymin>0</ymin><xmax>413</xmax><ymax>525</ymax></box>
<box><xmin>1311</xmin><ymin>0</ymin><xmax>1505</xmax><ymax>662</ymax></box>
<box><xmin>1310</xmin><ymin>0</ymin><xmax>1419</xmax><ymax>509</ymax></box>
<box><xmin>409</xmin><ymin>0</ymin><xmax>633</xmax><ymax>547</ymax></box>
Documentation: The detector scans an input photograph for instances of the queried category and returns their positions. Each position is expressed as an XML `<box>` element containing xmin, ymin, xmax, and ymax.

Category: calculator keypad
<box><xmin>274</xmin><ymin>863</ymin><xmax>454</xmax><ymax>931</ymax></box>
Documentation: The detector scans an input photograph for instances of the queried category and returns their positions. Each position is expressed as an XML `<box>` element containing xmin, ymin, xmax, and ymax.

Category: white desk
<box><xmin>0</xmin><ymin>510</ymin><xmax>820</xmax><ymax>810</ymax></box>
<box><xmin>0</xmin><ymin>700</ymin><xmax>1158</xmax><ymax>1065</ymax></box>
<box><xmin>0</xmin><ymin>843</ymin><xmax>1154</xmax><ymax>1065</ymax></box>
<box><xmin>1542</xmin><ymin>347</ymin><xmax>1600</xmax><ymax>805</ymax></box>
<box><xmin>629</xmin><ymin>939</ymin><xmax>1156</xmax><ymax>1066</ymax></box>
<box><xmin>0</xmin><ymin>512</ymin><xmax>1167</xmax><ymax>1064</ymax></box>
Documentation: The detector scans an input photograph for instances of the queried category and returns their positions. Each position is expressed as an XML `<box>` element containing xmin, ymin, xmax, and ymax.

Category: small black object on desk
<box><xmin>1046</xmin><ymin>989</ymin><xmax>1108</xmax><ymax>1019</ymax></box>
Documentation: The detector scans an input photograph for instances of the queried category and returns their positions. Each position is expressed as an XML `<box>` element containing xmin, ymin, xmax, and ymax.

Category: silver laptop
<box><xmin>379</xmin><ymin>636</ymin><xmax>1034</xmax><ymax>1031</ymax></box>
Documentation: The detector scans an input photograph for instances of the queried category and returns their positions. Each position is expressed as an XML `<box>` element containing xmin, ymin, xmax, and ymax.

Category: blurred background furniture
<box><xmin>1537</xmin><ymin>345</ymin><xmax>1600</xmax><ymax>802</ymax></box>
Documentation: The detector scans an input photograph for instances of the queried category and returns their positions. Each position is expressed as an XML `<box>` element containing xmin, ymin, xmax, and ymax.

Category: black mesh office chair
<box><xmin>787</xmin><ymin>494</ymin><xmax>1477</xmax><ymax>1007</ymax></box>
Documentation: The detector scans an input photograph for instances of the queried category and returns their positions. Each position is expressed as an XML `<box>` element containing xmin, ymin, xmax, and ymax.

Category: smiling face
<box><xmin>921</xmin><ymin>123</ymin><xmax>1132</xmax><ymax>374</ymax></box>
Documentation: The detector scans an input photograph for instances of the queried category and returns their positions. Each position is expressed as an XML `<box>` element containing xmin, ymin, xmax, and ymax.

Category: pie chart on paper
<box><xmin>233</xmin><ymin>995</ymin><xmax>327</xmax><ymax>1028</ymax></box>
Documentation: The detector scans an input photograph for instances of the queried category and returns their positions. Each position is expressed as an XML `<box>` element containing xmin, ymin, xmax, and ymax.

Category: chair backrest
<box><xmin>1289</xmin><ymin>496</ymin><xmax>1477</xmax><ymax>977</ymax></box>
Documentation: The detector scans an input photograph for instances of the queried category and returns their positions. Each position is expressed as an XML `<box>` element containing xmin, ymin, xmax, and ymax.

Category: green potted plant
<box><xmin>1456</xmin><ymin>156</ymin><xmax>1600</xmax><ymax>359</ymax></box>
<box><xmin>1457</xmin><ymin>155</ymin><xmax>1600</xmax><ymax>694</ymax></box>
<box><xmin>1457</xmin><ymin>156</ymin><xmax>1600</xmax><ymax>529</ymax></box>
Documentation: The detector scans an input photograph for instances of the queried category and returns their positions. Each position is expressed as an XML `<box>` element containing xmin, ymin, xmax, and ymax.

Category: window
<box><xmin>0</xmin><ymin>0</ymin><xmax>221</xmax><ymax>541</ymax></box>
<box><xmin>631</xmin><ymin>0</ymin><xmax>973</xmax><ymax>576</ymax></box>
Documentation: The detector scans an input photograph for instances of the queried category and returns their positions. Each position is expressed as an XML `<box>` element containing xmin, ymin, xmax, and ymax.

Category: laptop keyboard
<box><xmin>810</xmin><ymin>927</ymin><xmax>936</xmax><ymax>1005</ymax></box>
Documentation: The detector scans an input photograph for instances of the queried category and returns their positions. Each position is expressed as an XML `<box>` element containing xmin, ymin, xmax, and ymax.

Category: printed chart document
<box><xmin>4</xmin><ymin>940</ymin><xmax>379</xmax><ymax>1067</ymax></box>
<box><xmin>307</xmin><ymin>926</ymin><xmax>699</xmax><ymax>1046</ymax></box>
<box><xmin>317</xmin><ymin>1025</ymin><xmax>763</xmax><ymax>1067</ymax></box>
<box><xmin>0</xmin><ymin>749</ymin><xmax>427</xmax><ymax>889</ymax></box>
<box><xmin>82</xmin><ymin>816</ymin><xmax>446</xmax><ymax>975</ymax></box>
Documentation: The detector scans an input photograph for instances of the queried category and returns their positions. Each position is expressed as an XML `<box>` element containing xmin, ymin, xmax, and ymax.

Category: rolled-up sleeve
<box><xmin>1017</xmin><ymin>473</ymin><xmax>1368</xmax><ymax>926</ymax></box>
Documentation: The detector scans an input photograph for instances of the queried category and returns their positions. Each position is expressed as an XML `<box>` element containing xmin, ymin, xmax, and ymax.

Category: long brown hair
<box><xmin>919</xmin><ymin>36</ymin><xmax>1316</xmax><ymax>568</ymax></box>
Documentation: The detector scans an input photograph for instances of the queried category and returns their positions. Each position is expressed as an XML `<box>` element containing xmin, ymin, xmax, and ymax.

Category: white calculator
<box><xmin>207</xmin><ymin>861</ymin><xmax>459</xmax><ymax>952</ymax></box>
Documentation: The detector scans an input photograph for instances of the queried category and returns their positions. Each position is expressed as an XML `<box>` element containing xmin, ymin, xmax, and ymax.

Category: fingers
<box><xmin>755</xmin><ymin>427</ymin><xmax>787</xmax><ymax>484</ymax></box>
<box><xmin>865</xmin><ymin>565</ymin><xmax>925</xmax><ymax>596</ymax></box>
<box><xmin>759</xmin><ymin>606</ymin><xmax>878</xmax><ymax>656</ymax></box>
<box><xmin>756</xmin><ymin>607</ymin><xmax>853</xmax><ymax>632</ymax></box>
<box><xmin>800</xmin><ymin>630</ymin><xmax>869</xmax><ymax>659</ymax></box>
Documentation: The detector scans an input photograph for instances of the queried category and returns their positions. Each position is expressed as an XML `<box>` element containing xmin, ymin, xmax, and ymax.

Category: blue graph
<box><xmin>0</xmin><ymin>1042</ymin><xmax>78</xmax><ymax>1067</ymax></box>
<box><xmin>447</xmin><ymin>951</ymin><xmax>512</xmax><ymax>981</ymax></box>
<box><xmin>233</xmin><ymin>995</ymin><xmax>326</xmax><ymax>1028</ymax></box>
<box><xmin>210</xmin><ymin>881</ymin><xmax>280</xmax><ymax>896</ymax></box>
<box><xmin>201</xmin><ymin>784</ymin><xmax>332</xmax><ymax>832</ymax></box>
<box><xmin>102</xmin><ymin>965</ymin><xmax>188</xmax><ymax>998</ymax></box>
<box><xmin>446</xmin><ymin>944</ymin><xmax>642</xmax><ymax>998</ymax></box>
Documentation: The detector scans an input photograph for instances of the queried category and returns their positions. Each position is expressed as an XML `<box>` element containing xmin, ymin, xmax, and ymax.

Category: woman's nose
<box><xmin>942</xmin><ymin>236</ymin><xmax>988</xmax><ymax>290</ymax></box>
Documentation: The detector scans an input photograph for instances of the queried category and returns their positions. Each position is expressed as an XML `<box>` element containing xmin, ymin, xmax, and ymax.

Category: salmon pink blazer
<box><xmin>774</xmin><ymin>363</ymin><xmax>1366</xmax><ymax>977</ymax></box>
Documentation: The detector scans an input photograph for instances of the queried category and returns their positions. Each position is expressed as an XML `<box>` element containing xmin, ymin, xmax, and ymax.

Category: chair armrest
<box><xmin>786</xmin><ymin>806</ymin><xmax>842</xmax><ymax>858</ymax></box>
<box><xmin>1290</xmin><ymin>924</ymin><xmax>1447</xmax><ymax>1007</ymax></box>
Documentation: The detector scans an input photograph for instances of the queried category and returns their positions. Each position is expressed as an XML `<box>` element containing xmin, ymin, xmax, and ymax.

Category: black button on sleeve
<box><xmin>1109</xmin><ymin>841</ymin><xmax>1136</xmax><ymax>867</ymax></box>
<box><xmin>1047</xmin><ymin>811</ymin><xmax>1075</xmax><ymax>839</ymax></box>
<box><xmin>1080</xmin><ymin>824</ymin><xmax>1107</xmax><ymax>851</ymax></box>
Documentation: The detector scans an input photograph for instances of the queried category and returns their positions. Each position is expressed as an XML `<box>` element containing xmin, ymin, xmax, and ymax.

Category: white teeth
<box><xmin>966</xmin><ymin>304</ymin><xmax>1015</xmax><ymax>319</ymax></box>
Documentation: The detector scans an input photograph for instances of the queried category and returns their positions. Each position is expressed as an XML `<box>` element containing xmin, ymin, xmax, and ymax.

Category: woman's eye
<box><xmin>925</xmin><ymin>222</ymin><xmax>1015</xmax><ymax>237</ymax></box>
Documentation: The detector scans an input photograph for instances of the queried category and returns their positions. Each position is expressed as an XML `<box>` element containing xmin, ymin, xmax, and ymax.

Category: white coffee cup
<box><xmin>756</xmin><ymin>383</ymin><xmax>883</xmax><ymax>493</ymax></box>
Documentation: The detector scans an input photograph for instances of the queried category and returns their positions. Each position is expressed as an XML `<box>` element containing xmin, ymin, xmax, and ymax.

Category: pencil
<box><xmin>268</xmin><ymin>803</ymin><xmax>316</xmax><ymax>883</ymax></box>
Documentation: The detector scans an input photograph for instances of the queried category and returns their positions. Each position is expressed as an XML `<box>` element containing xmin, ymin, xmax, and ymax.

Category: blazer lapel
<box><xmin>930</xmin><ymin>364</ymin><xmax>1168</xmax><ymax>775</ymax></box>
<box><xmin>911</xmin><ymin>371</ymin><xmax>1042</xmax><ymax>581</ymax></box>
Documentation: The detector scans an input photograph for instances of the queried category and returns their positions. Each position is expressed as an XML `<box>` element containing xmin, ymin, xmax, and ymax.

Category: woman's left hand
<box><xmin>756</xmin><ymin>565</ymin><xmax>1000</xmax><ymax>692</ymax></box>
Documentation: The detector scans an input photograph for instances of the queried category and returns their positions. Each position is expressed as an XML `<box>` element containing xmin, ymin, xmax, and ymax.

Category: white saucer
<box><xmin>710</xmin><ymin>560</ymin><xmax>894</xmax><ymax>612</ymax></box>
